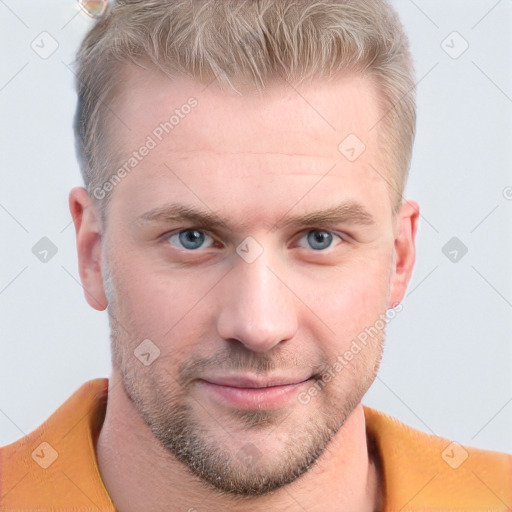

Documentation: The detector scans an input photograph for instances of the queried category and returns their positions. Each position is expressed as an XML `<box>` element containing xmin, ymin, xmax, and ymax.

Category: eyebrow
<box><xmin>136</xmin><ymin>201</ymin><xmax>375</xmax><ymax>231</ymax></box>
<box><xmin>277</xmin><ymin>202</ymin><xmax>375</xmax><ymax>229</ymax></box>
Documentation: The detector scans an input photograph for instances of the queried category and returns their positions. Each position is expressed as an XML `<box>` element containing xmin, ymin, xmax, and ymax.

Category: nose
<box><xmin>215</xmin><ymin>246</ymin><xmax>298</xmax><ymax>353</ymax></box>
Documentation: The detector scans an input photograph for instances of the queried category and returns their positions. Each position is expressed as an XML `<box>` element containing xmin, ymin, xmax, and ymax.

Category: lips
<box><xmin>200</xmin><ymin>374</ymin><xmax>313</xmax><ymax>389</ymax></box>
<box><xmin>198</xmin><ymin>374</ymin><xmax>314</xmax><ymax>409</ymax></box>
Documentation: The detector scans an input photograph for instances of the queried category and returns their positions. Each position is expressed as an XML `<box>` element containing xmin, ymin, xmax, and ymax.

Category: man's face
<box><xmin>75</xmin><ymin>68</ymin><xmax>416</xmax><ymax>496</ymax></box>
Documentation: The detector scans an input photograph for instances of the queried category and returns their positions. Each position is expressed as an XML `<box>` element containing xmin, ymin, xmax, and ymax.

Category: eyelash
<box><xmin>164</xmin><ymin>228</ymin><xmax>345</xmax><ymax>252</ymax></box>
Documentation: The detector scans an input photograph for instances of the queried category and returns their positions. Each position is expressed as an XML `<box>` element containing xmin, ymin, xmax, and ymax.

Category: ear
<box><xmin>389</xmin><ymin>200</ymin><xmax>420</xmax><ymax>307</ymax></box>
<box><xmin>68</xmin><ymin>186</ymin><xmax>108</xmax><ymax>311</ymax></box>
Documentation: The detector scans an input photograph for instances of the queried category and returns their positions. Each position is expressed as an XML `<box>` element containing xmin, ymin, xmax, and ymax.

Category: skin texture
<box><xmin>69</xmin><ymin>67</ymin><xmax>419</xmax><ymax>512</ymax></box>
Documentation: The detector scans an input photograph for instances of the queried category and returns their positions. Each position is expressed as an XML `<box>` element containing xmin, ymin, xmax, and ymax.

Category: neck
<box><xmin>96</xmin><ymin>371</ymin><xmax>382</xmax><ymax>512</ymax></box>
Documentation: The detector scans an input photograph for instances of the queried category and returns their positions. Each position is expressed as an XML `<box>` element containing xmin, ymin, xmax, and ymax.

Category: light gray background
<box><xmin>1</xmin><ymin>0</ymin><xmax>511</xmax><ymax>454</ymax></box>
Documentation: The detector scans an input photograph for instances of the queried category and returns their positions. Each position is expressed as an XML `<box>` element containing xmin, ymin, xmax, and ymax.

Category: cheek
<box><xmin>300</xmin><ymin>248</ymin><xmax>393</xmax><ymax>341</ymax></box>
<box><xmin>107</xmin><ymin>254</ymin><xmax>171</xmax><ymax>338</ymax></box>
<box><xmin>109</xmin><ymin>253</ymin><xmax>219</xmax><ymax>353</ymax></box>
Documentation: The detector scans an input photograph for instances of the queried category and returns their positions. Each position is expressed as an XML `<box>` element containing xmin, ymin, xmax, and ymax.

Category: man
<box><xmin>1</xmin><ymin>0</ymin><xmax>510</xmax><ymax>510</ymax></box>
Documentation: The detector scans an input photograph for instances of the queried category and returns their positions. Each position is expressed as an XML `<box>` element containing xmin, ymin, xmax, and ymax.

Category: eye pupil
<box><xmin>307</xmin><ymin>230</ymin><xmax>333</xmax><ymax>250</ymax></box>
<box><xmin>179</xmin><ymin>230</ymin><xmax>205</xmax><ymax>249</ymax></box>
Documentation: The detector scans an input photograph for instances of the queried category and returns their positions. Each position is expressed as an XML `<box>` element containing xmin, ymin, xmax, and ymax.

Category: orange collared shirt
<box><xmin>1</xmin><ymin>379</ymin><xmax>511</xmax><ymax>511</ymax></box>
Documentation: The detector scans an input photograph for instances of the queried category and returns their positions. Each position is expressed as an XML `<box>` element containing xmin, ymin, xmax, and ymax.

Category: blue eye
<box><xmin>299</xmin><ymin>229</ymin><xmax>342</xmax><ymax>251</ymax></box>
<box><xmin>167</xmin><ymin>229</ymin><xmax>214</xmax><ymax>250</ymax></box>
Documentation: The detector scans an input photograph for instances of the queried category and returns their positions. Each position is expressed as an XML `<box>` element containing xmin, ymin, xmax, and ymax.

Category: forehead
<box><xmin>110</xmin><ymin>64</ymin><xmax>379</xmax><ymax>156</ymax></box>
<box><xmin>104</xmin><ymin>64</ymin><xmax>391</xmax><ymax>222</ymax></box>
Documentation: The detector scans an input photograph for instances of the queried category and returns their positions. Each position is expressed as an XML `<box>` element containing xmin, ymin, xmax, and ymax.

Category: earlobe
<box><xmin>68</xmin><ymin>186</ymin><xmax>108</xmax><ymax>311</ymax></box>
<box><xmin>389</xmin><ymin>200</ymin><xmax>420</xmax><ymax>307</ymax></box>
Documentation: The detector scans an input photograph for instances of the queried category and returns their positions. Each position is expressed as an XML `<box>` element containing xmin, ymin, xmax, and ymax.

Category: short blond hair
<box><xmin>74</xmin><ymin>0</ymin><xmax>416</xmax><ymax>222</ymax></box>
